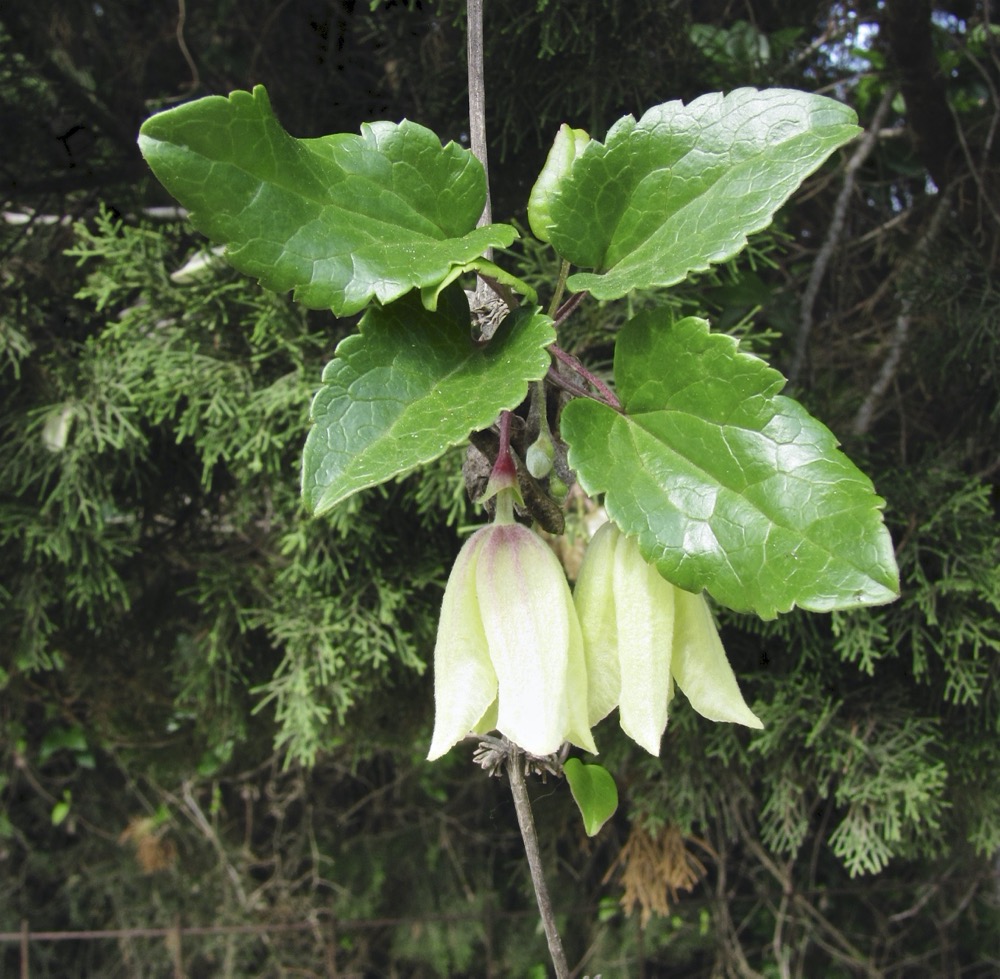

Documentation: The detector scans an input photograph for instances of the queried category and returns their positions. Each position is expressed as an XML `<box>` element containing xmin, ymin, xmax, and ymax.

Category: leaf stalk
<box><xmin>550</xmin><ymin>344</ymin><xmax>622</xmax><ymax>410</ymax></box>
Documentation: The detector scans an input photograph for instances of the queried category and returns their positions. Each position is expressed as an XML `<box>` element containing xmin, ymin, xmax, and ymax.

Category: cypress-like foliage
<box><xmin>2</xmin><ymin>2</ymin><xmax>998</xmax><ymax>975</ymax></box>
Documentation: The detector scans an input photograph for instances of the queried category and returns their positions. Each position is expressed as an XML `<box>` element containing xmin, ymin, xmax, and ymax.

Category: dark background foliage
<box><xmin>2</xmin><ymin>1</ymin><xmax>999</xmax><ymax>975</ymax></box>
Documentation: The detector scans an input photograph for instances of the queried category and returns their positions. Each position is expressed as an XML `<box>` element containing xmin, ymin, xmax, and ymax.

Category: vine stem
<box><xmin>546</xmin><ymin>365</ymin><xmax>597</xmax><ymax>402</ymax></box>
<box><xmin>550</xmin><ymin>343</ymin><xmax>622</xmax><ymax>409</ymax></box>
<box><xmin>553</xmin><ymin>289</ymin><xmax>585</xmax><ymax>329</ymax></box>
<box><xmin>466</xmin><ymin>7</ymin><xmax>571</xmax><ymax>978</ymax></box>
<box><xmin>467</xmin><ymin>0</ymin><xmax>491</xmax><ymax>234</ymax></box>
<box><xmin>505</xmin><ymin>748</ymin><xmax>571</xmax><ymax>979</ymax></box>
<box><xmin>548</xmin><ymin>260</ymin><xmax>571</xmax><ymax>318</ymax></box>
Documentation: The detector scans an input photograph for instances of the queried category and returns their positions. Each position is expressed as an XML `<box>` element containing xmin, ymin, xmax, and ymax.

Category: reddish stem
<box><xmin>553</xmin><ymin>290</ymin><xmax>585</xmax><ymax>329</ymax></box>
<box><xmin>549</xmin><ymin>344</ymin><xmax>622</xmax><ymax>410</ymax></box>
<box><xmin>489</xmin><ymin>409</ymin><xmax>517</xmax><ymax>486</ymax></box>
<box><xmin>545</xmin><ymin>365</ymin><xmax>595</xmax><ymax>402</ymax></box>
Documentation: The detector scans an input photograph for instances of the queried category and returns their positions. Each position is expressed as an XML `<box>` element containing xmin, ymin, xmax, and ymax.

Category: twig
<box><xmin>736</xmin><ymin>816</ymin><xmax>881</xmax><ymax>978</ymax></box>
<box><xmin>179</xmin><ymin>780</ymin><xmax>250</xmax><ymax>909</ymax></box>
<box><xmin>772</xmin><ymin>859</ymin><xmax>795</xmax><ymax>979</ymax></box>
<box><xmin>945</xmin><ymin>90</ymin><xmax>1000</xmax><ymax>232</ymax></box>
<box><xmin>850</xmin><ymin>302</ymin><xmax>911</xmax><ymax>437</ymax></box>
<box><xmin>789</xmin><ymin>86</ymin><xmax>897</xmax><ymax>386</ymax></box>
<box><xmin>505</xmin><ymin>746</ymin><xmax>571</xmax><ymax>979</ymax></box>
<box><xmin>174</xmin><ymin>0</ymin><xmax>200</xmax><ymax>95</ymax></box>
<box><xmin>710</xmin><ymin>825</ymin><xmax>766</xmax><ymax>979</ymax></box>
<box><xmin>851</xmin><ymin>191</ymin><xmax>951</xmax><ymax>435</ymax></box>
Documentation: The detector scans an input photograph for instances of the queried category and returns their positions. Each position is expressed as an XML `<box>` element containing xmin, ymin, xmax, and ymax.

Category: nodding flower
<box><xmin>574</xmin><ymin>521</ymin><xmax>763</xmax><ymax>755</ymax></box>
<box><xmin>427</xmin><ymin>486</ymin><xmax>597</xmax><ymax>760</ymax></box>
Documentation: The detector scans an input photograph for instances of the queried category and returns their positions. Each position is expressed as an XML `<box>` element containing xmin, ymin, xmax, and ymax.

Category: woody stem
<box><xmin>505</xmin><ymin>745</ymin><xmax>571</xmax><ymax>979</ymax></box>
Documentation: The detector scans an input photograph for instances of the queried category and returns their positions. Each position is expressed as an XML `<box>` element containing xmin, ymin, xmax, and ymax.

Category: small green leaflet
<box><xmin>138</xmin><ymin>85</ymin><xmax>516</xmax><ymax>316</ymax></box>
<box><xmin>561</xmin><ymin>313</ymin><xmax>899</xmax><ymax>619</ymax></box>
<box><xmin>543</xmin><ymin>88</ymin><xmax>860</xmax><ymax>299</ymax></box>
<box><xmin>564</xmin><ymin>759</ymin><xmax>618</xmax><ymax>837</ymax></box>
<box><xmin>302</xmin><ymin>287</ymin><xmax>555</xmax><ymax>515</ymax></box>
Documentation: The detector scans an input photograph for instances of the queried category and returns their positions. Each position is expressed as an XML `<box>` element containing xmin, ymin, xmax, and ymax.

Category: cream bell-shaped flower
<box><xmin>427</xmin><ymin>488</ymin><xmax>597</xmax><ymax>760</ymax></box>
<box><xmin>574</xmin><ymin>521</ymin><xmax>763</xmax><ymax>755</ymax></box>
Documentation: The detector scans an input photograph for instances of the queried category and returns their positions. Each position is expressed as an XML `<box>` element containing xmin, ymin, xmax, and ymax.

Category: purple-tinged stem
<box><xmin>550</xmin><ymin>344</ymin><xmax>622</xmax><ymax>410</ymax></box>
<box><xmin>553</xmin><ymin>290</ymin><xmax>585</xmax><ymax>329</ymax></box>
<box><xmin>487</xmin><ymin>409</ymin><xmax>517</xmax><ymax>489</ymax></box>
<box><xmin>546</xmin><ymin>365</ymin><xmax>597</xmax><ymax>402</ymax></box>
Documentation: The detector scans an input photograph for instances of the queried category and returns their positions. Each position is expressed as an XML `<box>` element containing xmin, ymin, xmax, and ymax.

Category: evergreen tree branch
<box><xmin>0</xmin><ymin>6</ymin><xmax>139</xmax><ymax>156</ymax></box>
<box><xmin>734</xmin><ymin>811</ymin><xmax>881</xmax><ymax>978</ymax></box>
<box><xmin>882</xmin><ymin>0</ymin><xmax>960</xmax><ymax>192</ymax></box>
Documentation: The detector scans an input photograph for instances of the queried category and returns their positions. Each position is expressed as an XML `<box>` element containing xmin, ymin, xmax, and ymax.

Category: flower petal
<box><xmin>477</xmin><ymin>524</ymin><xmax>588</xmax><ymax>756</ymax></box>
<box><xmin>671</xmin><ymin>589</ymin><xmax>763</xmax><ymax>729</ymax></box>
<box><xmin>613</xmin><ymin>530</ymin><xmax>676</xmax><ymax>755</ymax></box>
<box><xmin>562</xmin><ymin>604</ymin><xmax>599</xmax><ymax>754</ymax></box>
<box><xmin>427</xmin><ymin>530</ymin><xmax>499</xmax><ymax>760</ymax></box>
<box><xmin>574</xmin><ymin>520</ymin><xmax>622</xmax><ymax>724</ymax></box>
<box><xmin>472</xmin><ymin>698</ymin><xmax>499</xmax><ymax>735</ymax></box>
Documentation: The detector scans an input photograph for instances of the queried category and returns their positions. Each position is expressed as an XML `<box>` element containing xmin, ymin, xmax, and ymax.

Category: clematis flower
<box><xmin>574</xmin><ymin>521</ymin><xmax>763</xmax><ymax>755</ymax></box>
<box><xmin>427</xmin><ymin>487</ymin><xmax>598</xmax><ymax>760</ymax></box>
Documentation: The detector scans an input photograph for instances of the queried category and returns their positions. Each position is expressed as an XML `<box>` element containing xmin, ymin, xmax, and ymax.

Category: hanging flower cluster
<box><xmin>574</xmin><ymin>521</ymin><xmax>763</xmax><ymax>755</ymax></box>
<box><xmin>428</xmin><ymin>487</ymin><xmax>763</xmax><ymax>760</ymax></box>
<box><xmin>427</xmin><ymin>485</ymin><xmax>596</xmax><ymax>760</ymax></box>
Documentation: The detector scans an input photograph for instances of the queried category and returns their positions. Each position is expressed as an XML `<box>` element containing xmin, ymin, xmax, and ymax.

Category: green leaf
<box><xmin>138</xmin><ymin>85</ymin><xmax>516</xmax><ymax>316</ymax></box>
<box><xmin>303</xmin><ymin>286</ymin><xmax>555</xmax><ymax>515</ymax></box>
<box><xmin>51</xmin><ymin>791</ymin><xmax>72</xmax><ymax>827</ymax></box>
<box><xmin>564</xmin><ymin>758</ymin><xmax>618</xmax><ymax>837</ymax></box>
<box><xmin>419</xmin><ymin>258</ymin><xmax>538</xmax><ymax>312</ymax></box>
<box><xmin>544</xmin><ymin>88</ymin><xmax>860</xmax><ymax>299</ymax></box>
<box><xmin>39</xmin><ymin>726</ymin><xmax>89</xmax><ymax>765</ymax></box>
<box><xmin>527</xmin><ymin>123</ymin><xmax>592</xmax><ymax>243</ymax></box>
<box><xmin>561</xmin><ymin>313</ymin><xmax>899</xmax><ymax>618</ymax></box>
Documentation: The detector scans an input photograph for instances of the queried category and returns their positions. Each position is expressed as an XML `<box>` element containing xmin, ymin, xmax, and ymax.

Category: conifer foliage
<box><xmin>1</xmin><ymin>2</ymin><xmax>999</xmax><ymax>976</ymax></box>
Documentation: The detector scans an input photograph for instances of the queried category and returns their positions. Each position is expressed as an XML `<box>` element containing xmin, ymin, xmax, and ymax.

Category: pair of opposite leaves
<box><xmin>137</xmin><ymin>84</ymin><xmax>899</xmax><ymax>620</ymax></box>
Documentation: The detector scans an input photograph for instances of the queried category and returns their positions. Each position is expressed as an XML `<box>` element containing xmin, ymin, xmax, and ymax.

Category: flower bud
<box><xmin>574</xmin><ymin>521</ymin><xmax>762</xmax><ymax>755</ymax></box>
<box><xmin>428</xmin><ymin>489</ymin><xmax>598</xmax><ymax>760</ymax></box>
<box><xmin>525</xmin><ymin>430</ymin><xmax>555</xmax><ymax>479</ymax></box>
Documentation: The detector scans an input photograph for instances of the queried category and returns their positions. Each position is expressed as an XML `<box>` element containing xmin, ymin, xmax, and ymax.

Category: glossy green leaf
<box><xmin>138</xmin><ymin>85</ymin><xmax>516</xmax><ymax>316</ymax></box>
<box><xmin>564</xmin><ymin>758</ymin><xmax>618</xmax><ymax>837</ymax></box>
<box><xmin>302</xmin><ymin>287</ymin><xmax>555</xmax><ymax>515</ymax></box>
<box><xmin>527</xmin><ymin>123</ymin><xmax>592</xmax><ymax>243</ymax></box>
<box><xmin>419</xmin><ymin>258</ymin><xmax>538</xmax><ymax>312</ymax></box>
<box><xmin>561</xmin><ymin>313</ymin><xmax>899</xmax><ymax>618</ymax></box>
<box><xmin>544</xmin><ymin>88</ymin><xmax>860</xmax><ymax>299</ymax></box>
